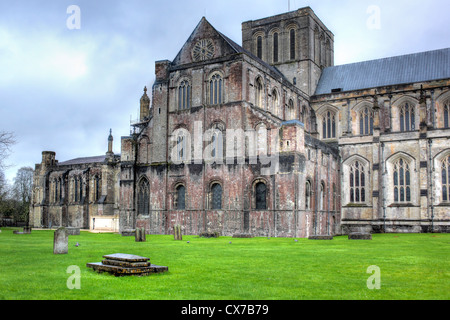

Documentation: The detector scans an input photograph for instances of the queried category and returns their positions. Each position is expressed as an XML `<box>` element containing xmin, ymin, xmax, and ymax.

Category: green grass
<box><xmin>0</xmin><ymin>228</ymin><xmax>448</xmax><ymax>300</ymax></box>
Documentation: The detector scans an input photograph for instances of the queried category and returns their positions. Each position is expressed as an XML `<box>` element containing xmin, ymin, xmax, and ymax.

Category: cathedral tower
<box><xmin>242</xmin><ymin>6</ymin><xmax>334</xmax><ymax>96</ymax></box>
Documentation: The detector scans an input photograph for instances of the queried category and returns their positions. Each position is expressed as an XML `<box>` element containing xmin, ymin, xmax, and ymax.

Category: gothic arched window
<box><xmin>273</xmin><ymin>32</ymin><xmax>279</xmax><ymax>63</ymax></box>
<box><xmin>211</xmin><ymin>183</ymin><xmax>222</xmax><ymax>210</ymax></box>
<box><xmin>175</xmin><ymin>185</ymin><xmax>186</xmax><ymax>210</ymax></box>
<box><xmin>178</xmin><ymin>80</ymin><xmax>191</xmax><ymax>110</ymax></box>
<box><xmin>137</xmin><ymin>178</ymin><xmax>150</xmax><ymax>215</ymax></box>
<box><xmin>176</xmin><ymin>132</ymin><xmax>187</xmax><ymax>161</ymax></box>
<box><xmin>442</xmin><ymin>155</ymin><xmax>450</xmax><ymax>202</ymax></box>
<box><xmin>271</xmin><ymin>89</ymin><xmax>279</xmax><ymax>116</ymax></box>
<box><xmin>359</xmin><ymin>107</ymin><xmax>374</xmax><ymax>135</ymax></box>
<box><xmin>255</xmin><ymin>182</ymin><xmax>267</xmax><ymax>210</ymax></box>
<box><xmin>393</xmin><ymin>158</ymin><xmax>411</xmax><ymax>203</ymax></box>
<box><xmin>94</xmin><ymin>175</ymin><xmax>101</xmax><ymax>202</ymax></box>
<box><xmin>289</xmin><ymin>29</ymin><xmax>295</xmax><ymax>60</ymax></box>
<box><xmin>209</xmin><ymin>74</ymin><xmax>223</xmax><ymax>105</ymax></box>
<box><xmin>305</xmin><ymin>181</ymin><xmax>311</xmax><ymax>210</ymax></box>
<box><xmin>444</xmin><ymin>102</ymin><xmax>449</xmax><ymax>129</ymax></box>
<box><xmin>399</xmin><ymin>103</ymin><xmax>415</xmax><ymax>132</ymax></box>
<box><xmin>322</xmin><ymin>111</ymin><xmax>336</xmax><ymax>139</ymax></box>
<box><xmin>288</xmin><ymin>99</ymin><xmax>295</xmax><ymax>120</ymax></box>
<box><xmin>349</xmin><ymin>161</ymin><xmax>366</xmax><ymax>203</ymax></box>
<box><xmin>211</xmin><ymin>129</ymin><xmax>223</xmax><ymax>161</ymax></box>
<box><xmin>74</xmin><ymin>177</ymin><xmax>78</xmax><ymax>202</ymax></box>
<box><xmin>319</xmin><ymin>182</ymin><xmax>325</xmax><ymax>211</ymax></box>
<box><xmin>255</xmin><ymin>77</ymin><xmax>264</xmax><ymax>109</ymax></box>
<box><xmin>257</xmin><ymin>36</ymin><xmax>263</xmax><ymax>59</ymax></box>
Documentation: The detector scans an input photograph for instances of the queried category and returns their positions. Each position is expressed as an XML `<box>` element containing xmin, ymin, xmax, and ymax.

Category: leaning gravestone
<box><xmin>53</xmin><ymin>227</ymin><xmax>68</xmax><ymax>254</ymax></box>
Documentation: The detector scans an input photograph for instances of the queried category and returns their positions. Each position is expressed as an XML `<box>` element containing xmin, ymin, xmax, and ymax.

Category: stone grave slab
<box><xmin>348</xmin><ymin>233</ymin><xmax>372</xmax><ymax>240</ymax></box>
<box><xmin>87</xmin><ymin>253</ymin><xmax>168</xmax><ymax>277</ymax></box>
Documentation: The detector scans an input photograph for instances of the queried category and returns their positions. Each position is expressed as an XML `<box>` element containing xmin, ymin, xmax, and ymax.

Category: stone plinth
<box><xmin>121</xmin><ymin>229</ymin><xmax>135</xmax><ymax>236</ymax></box>
<box><xmin>348</xmin><ymin>233</ymin><xmax>372</xmax><ymax>240</ymax></box>
<box><xmin>87</xmin><ymin>253</ymin><xmax>168</xmax><ymax>277</ymax></box>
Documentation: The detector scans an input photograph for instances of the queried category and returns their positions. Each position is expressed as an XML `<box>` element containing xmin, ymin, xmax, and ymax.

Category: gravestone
<box><xmin>232</xmin><ymin>233</ymin><xmax>254</xmax><ymax>238</ymax></box>
<box><xmin>53</xmin><ymin>227</ymin><xmax>68</xmax><ymax>254</ymax></box>
<box><xmin>348</xmin><ymin>233</ymin><xmax>372</xmax><ymax>240</ymax></box>
<box><xmin>67</xmin><ymin>227</ymin><xmax>80</xmax><ymax>235</ymax></box>
<box><xmin>174</xmin><ymin>225</ymin><xmax>182</xmax><ymax>240</ymax></box>
<box><xmin>135</xmin><ymin>227</ymin><xmax>146</xmax><ymax>242</ymax></box>
<box><xmin>308</xmin><ymin>235</ymin><xmax>333</xmax><ymax>240</ymax></box>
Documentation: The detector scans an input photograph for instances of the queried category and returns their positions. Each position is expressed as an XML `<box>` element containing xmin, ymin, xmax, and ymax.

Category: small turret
<box><xmin>106</xmin><ymin>129</ymin><xmax>114</xmax><ymax>161</ymax></box>
<box><xmin>140</xmin><ymin>86</ymin><xmax>150</xmax><ymax>121</ymax></box>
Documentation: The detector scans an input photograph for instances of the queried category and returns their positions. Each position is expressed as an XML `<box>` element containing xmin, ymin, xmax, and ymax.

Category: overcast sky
<box><xmin>1</xmin><ymin>0</ymin><xmax>449</xmax><ymax>183</ymax></box>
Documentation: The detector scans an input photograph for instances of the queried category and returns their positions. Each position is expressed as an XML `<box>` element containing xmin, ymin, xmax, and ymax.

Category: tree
<box><xmin>0</xmin><ymin>131</ymin><xmax>16</xmax><ymax>169</ymax></box>
<box><xmin>12</xmin><ymin>167</ymin><xmax>34</xmax><ymax>224</ymax></box>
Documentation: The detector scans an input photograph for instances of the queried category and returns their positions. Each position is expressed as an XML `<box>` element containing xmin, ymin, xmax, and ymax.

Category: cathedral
<box><xmin>30</xmin><ymin>7</ymin><xmax>450</xmax><ymax>237</ymax></box>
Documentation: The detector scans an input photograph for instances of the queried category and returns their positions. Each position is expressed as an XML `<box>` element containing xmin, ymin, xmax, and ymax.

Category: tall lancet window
<box><xmin>273</xmin><ymin>32</ymin><xmax>279</xmax><ymax>63</ymax></box>
<box><xmin>255</xmin><ymin>182</ymin><xmax>267</xmax><ymax>210</ymax></box>
<box><xmin>211</xmin><ymin>183</ymin><xmax>223</xmax><ymax>210</ymax></box>
<box><xmin>137</xmin><ymin>178</ymin><xmax>150</xmax><ymax>215</ymax></box>
<box><xmin>444</xmin><ymin>102</ymin><xmax>449</xmax><ymax>128</ymax></box>
<box><xmin>257</xmin><ymin>36</ymin><xmax>263</xmax><ymax>59</ymax></box>
<box><xmin>442</xmin><ymin>155</ymin><xmax>450</xmax><ymax>202</ymax></box>
<box><xmin>255</xmin><ymin>77</ymin><xmax>264</xmax><ymax>109</ymax></box>
<box><xmin>290</xmin><ymin>29</ymin><xmax>295</xmax><ymax>60</ymax></box>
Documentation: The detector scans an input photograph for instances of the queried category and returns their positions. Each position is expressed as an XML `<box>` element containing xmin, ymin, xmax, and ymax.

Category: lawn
<box><xmin>0</xmin><ymin>228</ymin><xmax>448</xmax><ymax>300</ymax></box>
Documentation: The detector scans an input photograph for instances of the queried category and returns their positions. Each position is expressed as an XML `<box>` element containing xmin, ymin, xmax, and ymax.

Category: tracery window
<box><xmin>349</xmin><ymin>161</ymin><xmax>366</xmax><ymax>203</ymax></box>
<box><xmin>178</xmin><ymin>80</ymin><xmax>191</xmax><ymax>110</ymax></box>
<box><xmin>399</xmin><ymin>103</ymin><xmax>415</xmax><ymax>132</ymax></box>
<box><xmin>211</xmin><ymin>183</ymin><xmax>222</xmax><ymax>210</ymax></box>
<box><xmin>137</xmin><ymin>178</ymin><xmax>150</xmax><ymax>215</ymax></box>
<box><xmin>209</xmin><ymin>74</ymin><xmax>223</xmax><ymax>105</ymax></box>
<box><xmin>255</xmin><ymin>182</ymin><xmax>267</xmax><ymax>210</ymax></box>
<box><xmin>322</xmin><ymin>111</ymin><xmax>336</xmax><ymax>139</ymax></box>
<box><xmin>359</xmin><ymin>107</ymin><xmax>374</xmax><ymax>135</ymax></box>
<box><xmin>393</xmin><ymin>158</ymin><xmax>411</xmax><ymax>203</ymax></box>
<box><xmin>442</xmin><ymin>155</ymin><xmax>450</xmax><ymax>202</ymax></box>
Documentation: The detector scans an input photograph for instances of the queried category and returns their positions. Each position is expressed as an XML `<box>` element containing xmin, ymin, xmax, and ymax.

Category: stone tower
<box><xmin>242</xmin><ymin>7</ymin><xmax>334</xmax><ymax>96</ymax></box>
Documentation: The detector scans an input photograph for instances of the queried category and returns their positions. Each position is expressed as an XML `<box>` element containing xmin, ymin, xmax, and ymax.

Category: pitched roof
<box><xmin>314</xmin><ymin>48</ymin><xmax>450</xmax><ymax>95</ymax></box>
<box><xmin>58</xmin><ymin>155</ymin><xmax>107</xmax><ymax>166</ymax></box>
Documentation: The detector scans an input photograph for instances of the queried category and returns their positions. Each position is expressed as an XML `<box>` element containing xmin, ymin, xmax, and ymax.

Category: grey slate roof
<box><xmin>58</xmin><ymin>155</ymin><xmax>107</xmax><ymax>166</ymax></box>
<box><xmin>315</xmin><ymin>48</ymin><xmax>450</xmax><ymax>95</ymax></box>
